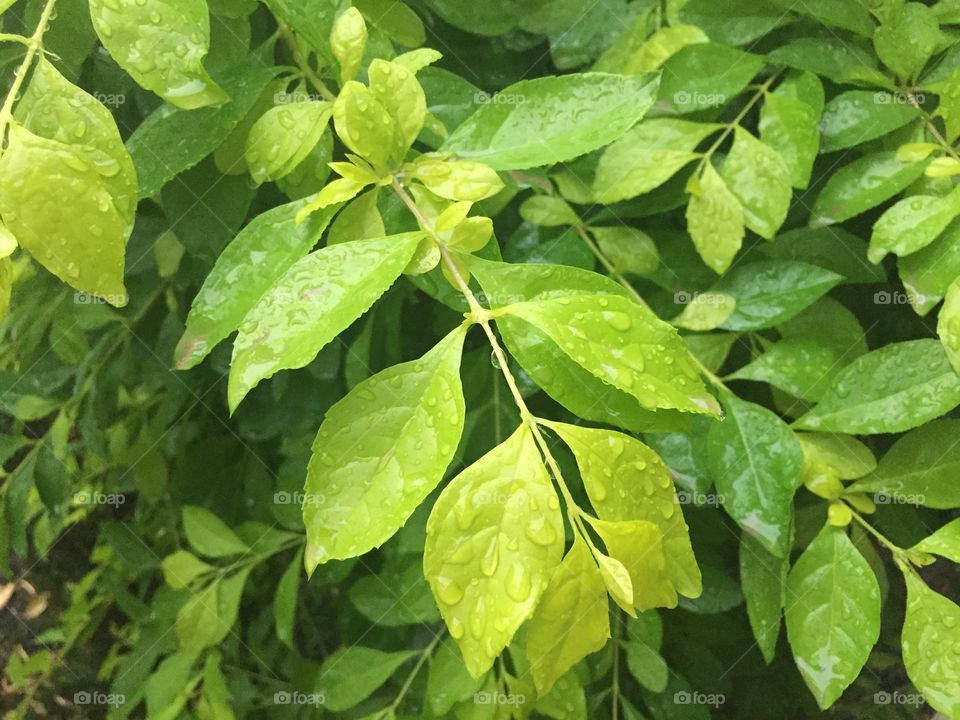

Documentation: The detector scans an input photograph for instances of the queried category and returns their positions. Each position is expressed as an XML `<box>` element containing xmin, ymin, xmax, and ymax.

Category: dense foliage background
<box><xmin>2</xmin><ymin>0</ymin><xmax>960</xmax><ymax>718</ymax></box>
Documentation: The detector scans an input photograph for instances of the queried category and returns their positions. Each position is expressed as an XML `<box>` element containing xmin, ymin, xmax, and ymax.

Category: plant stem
<box><xmin>695</xmin><ymin>71</ymin><xmax>782</xmax><ymax>173</ymax></box>
<box><xmin>277</xmin><ymin>22</ymin><xmax>336</xmax><ymax>102</ymax></box>
<box><xmin>903</xmin><ymin>89</ymin><xmax>960</xmax><ymax>164</ymax></box>
<box><xmin>844</xmin><ymin>503</ymin><xmax>910</xmax><ymax>563</ymax></box>
<box><xmin>0</xmin><ymin>0</ymin><xmax>58</xmax><ymax>148</ymax></box>
<box><xmin>391</xmin><ymin>179</ymin><xmax>586</xmax><ymax>518</ymax></box>
<box><xmin>380</xmin><ymin>630</ymin><xmax>445</xmax><ymax>717</ymax></box>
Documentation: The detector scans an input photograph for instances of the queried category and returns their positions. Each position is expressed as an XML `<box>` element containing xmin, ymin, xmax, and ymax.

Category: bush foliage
<box><xmin>1</xmin><ymin>0</ymin><xmax>960</xmax><ymax>718</ymax></box>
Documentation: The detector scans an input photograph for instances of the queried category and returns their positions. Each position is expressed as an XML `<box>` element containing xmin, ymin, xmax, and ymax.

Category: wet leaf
<box><xmin>686</xmin><ymin>163</ymin><xmax>744</xmax><ymax>274</ymax></box>
<box><xmin>423</xmin><ymin>425</ymin><xmax>563</xmax><ymax>677</ymax></box>
<box><xmin>442</xmin><ymin>73</ymin><xmax>660</xmax><ymax>170</ymax></box>
<box><xmin>228</xmin><ymin>232</ymin><xmax>423</xmax><ymax>410</ymax></box>
<box><xmin>89</xmin><ymin>0</ymin><xmax>227</xmax><ymax>109</ymax></box>
<box><xmin>901</xmin><ymin>572</ymin><xmax>960</xmax><ymax>719</ymax></box>
<box><xmin>785</xmin><ymin>525</ymin><xmax>880</xmax><ymax>709</ymax></box>
<box><xmin>707</xmin><ymin>392</ymin><xmax>801</xmax><ymax>556</ymax></box>
<box><xmin>740</xmin><ymin>533</ymin><xmax>786</xmax><ymax>663</ymax></box>
<box><xmin>175</xmin><ymin>199</ymin><xmax>339</xmax><ymax>369</ymax></box>
<box><xmin>720</xmin><ymin>127</ymin><xmax>791</xmax><ymax>239</ymax></box>
<box><xmin>526</xmin><ymin>537</ymin><xmax>609</xmax><ymax>694</ymax></box>
<box><xmin>795</xmin><ymin>340</ymin><xmax>960</xmax><ymax>435</ymax></box>
<box><xmin>304</xmin><ymin>326</ymin><xmax>466</xmax><ymax>569</ymax></box>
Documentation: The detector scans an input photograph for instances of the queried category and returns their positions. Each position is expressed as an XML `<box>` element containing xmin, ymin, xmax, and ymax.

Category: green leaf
<box><xmin>0</xmin><ymin>125</ymin><xmax>131</xmax><ymax>305</ymax></box>
<box><xmin>849</xmin><ymin>420</ymin><xmax>960</xmax><ymax>508</ymax></box>
<box><xmin>519</xmin><ymin>196</ymin><xmax>579</xmax><ymax>226</ymax></box>
<box><xmin>761</xmin><ymin>226</ymin><xmax>886</xmax><ymax>284</ymax></box>
<box><xmin>811</xmin><ymin>151</ymin><xmax>927</xmax><ymax>225</ymax></box>
<box><xmin>820</xmin><ymin>90</ymin><xmax>918</xmax><ymax>153</ymax></box>
<box><xmin>874</xmin><ymin>2</ymin><xmax>940</xmax><ymax>80</ymax></box>
<box><xmin>442</xmin><ymin>73</ymin><xmax>660</xmax><ymax>170</ymax></box>
<box><xmin>797</xmin><ymin>433</ymin><xmax>876</xmax><ymax>481</ymax></box>
<box><xmin>868</xmin><ymin>189</ymin><xmax>960</xmax><ymax>263</ymax></box>
<box><xmin>686</xmin><ymin>162</ymin><xmax>744</xmax><ymax>274</ymax></box>
<box><xmin>426</xmin><ymin>638</ymin><xmax>486</xmax><ymax>716</ymax></box>
<box><xmin>549</xmin><ymin>422</ymin><xmax>701</xmax><ymax>599</ymax></box>
<box><xmin>315</xmin><ymin>646</ymin><xmax>416</xmax><ymax>712</ymax></box>
<box><xmin>707</xmin><ymin>392</ymin><xmax>801</xmax><ymax>556</ymax></box>
<box><xmin>721</xmin><ymin>127</ymin><xmax>791</xmax><ymax>239</ymax></box>
<box><xmin>331</xmin><ymin>7</ymin><xmax>367</xmax><ymax>85</ymax></box>
<box><xmin>678</xmin><ymin>0</ymin><xmax>784</xmax><ymax>45</ymax></box>
<box><xmin>274</xmin><ymin>547</ymin><xmax>302</xmax><ymax>648</ymax></box>
<box><xmin>369</xmin><ymin>59</ymin><xmax>427</xmax><ymax>161</ymax></box>
<box><xmin>127</xmin><ymin>54</ymin><xmax>277</xmax><ymax>198</ymax></box>
<box><xmin>176</xmin><ymin>566</ymin><xmax>251</xmax><ymax>652</ymax></box>
<box><xmin>785</xmin><ymin>525</ymin><xmax>880</xmax><ymax>709</ymax></box>
<box><xmin>592</xmin><ymin>119</ymin><xmax>719</xmax><ymax>203</ymax></box>
<box><xmin>587</xmin><ymin>517</ymin><xmax>672</xmax><ymax>610</ymax></box>
<box><xmin>623</xmin><ymin>637</ymin><xmax>668</xmax><ymax>692</ymax></box>
<box><xmin>673</xmin><ymin>292</ymin><xmax>736</xmax><ymax>331</ymax></box>
<box><xmin>303</xmin><ymin>326</ymin><xmax>466</xmax><ymax>569</ymax></box>
<box><xmin>767</xmin><ymin>37</ymin><xmax>891</xmax><ymax>88</ymax></box>
<box><xmin>938</xmin><ymin>275</ymin><xmax>960</xmax><ymax>374</ymax></box>
<box><xmin>716</xmin><ymin>260</ymin><xmax>842</xmax><ymax>331</ymax></box>
<box><xmin>355</xmin><ymin>0</ymin><xmax>426</xmax><ymax>47</ymax></box>
<box><xmin>657</xmin><ymin>42</ymin><xmax>764</xmax><ymax>113</ymax></box>
<box><xmin>503</xmin><ymin>294</ymin><xmax>719</xmax><ymax>416</ymax></box>
<box><xmin>423</xmin><ymin>425</ymin><xmax>563</xmax><ymax>677</ymax></box>
<box><xmin>899</xmin><ymin>219</ymin><xmax>960</xmax><ymax>315</ymax></box>
<box><xmin>175</xmin><ymin>199</ymin><xmax>339</xmax><ymax>369</ymax></box>
<box><xmin>471</xmin><ymin>259</ymin><xmax>689</xmax><ymax>433</ymax></box>
<box><xmin>334</xmin><ymin>81</ymin><xmax>396</xmax><ymax>169</ymax></box>
<box><xmin>902</xmin><ymin>572</ymin><xmax>960</xmax><ymax>719</ymax></box>
<box><xmin>227</xmin><ymin>232</ymin><xmax>423</xmax><ymax>410</ymax></box>
<box><xmin>912</xmin><ymin>518</ymin><xmax>960</xmax><ymax>564</ymax></box>
<box><xmin>89</xmin><ymin>0</ymin><xmax>227</xmax><ymax>109</ymax></box>
<box><xmin>728</xmin><ymin>339</ymin><xmax>843</xmax><ymax>402</ymax></box>
<box><xmin>183</xmin><ymin>506</ymin><xmax>250</xmax><ymax>557</ymax></box>
<box><xmin>1</xmin><ymin>56</ymin><xmax>136</xmax><ymax>303</ymax></box>
<box><xmin>759</xmin><ymin>74</ymin><xmax>822</xmax><ymax>188</ymax></box>
<box><xmin>590</xmin><ymin>227</ymin><xmax>659</xmax><ymax>276</ymax></box>
<box><xmin>526</xmin><ymin>537</ymin><xmax>609</xmax><ymax>694</ymax></box>
<box><xmin>739</xmin><ymin>533</ymin><xmax>786</xmax><ymax>663</ymax></box>
<box><xmin>795</xmin><ymin>341</ymin><xmax>960</xmax><ymax>434</ymax></box>
<box><xmin>161</xmin><ymin>550</ymin><xmax>214</xmax><ymax>589</ymax></box>
<box><xmin>244</xmin><ymin>102</ymin><xmax>332</xmax><ymax>184</ymax></box>
<box><xmin>264</xmin><ymin>0</ymin><xmax>339</xmax><ymax>63</ymax></box>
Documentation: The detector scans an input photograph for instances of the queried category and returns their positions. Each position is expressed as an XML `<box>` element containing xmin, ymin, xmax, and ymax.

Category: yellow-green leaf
<box><xmin>304</xmin><ymin>326</ymin><xmax>466</xmax><ymax>570</ymax></box>
<box><xmin>938</xmin><ymin>275</ymin><xmax>960</xmax><ymax>374</ymax></box>
<box><xmin>902</xmin><ymin>572</ymin><xmax>960</xmax><ymax>719</ymax></box>
<box><xmin>89</xmin><ymin>0</ymin><xmax>227</xmax><ymax>109</ymax></box>
<box><xmin>686</xmin><ymin>163</ymin><xmax>744</xmax><ymax>274</ymax></box>
<box><xmin>244</xmin><ymin>101</ymin><xmax>332</xmax><ymax>184</ymax></box>
<box><xmin>549</xmin><ymin>422</ymin><xmax>701</xmax><ymax>599</ymax></box>
<box><xmin>423</xmin><ymin>425</ymin><xmax>563</xmax><ymax>677</ymax></box>
<box><xmin>333</xmin><ymin>81</ymin><xmax>396</xmax><ymax>170</ymax></box>
<box><xmin>227</xmin><ymin>232</ymin><xmax>423</xmax><ymax>410</ymax></box>
<box><xmin>526</xmin><ymin>537</ymin><xmax>609</xmax><ymax>695</ymax></box>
